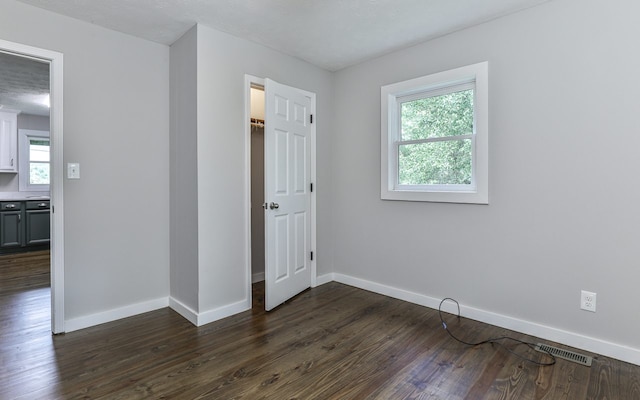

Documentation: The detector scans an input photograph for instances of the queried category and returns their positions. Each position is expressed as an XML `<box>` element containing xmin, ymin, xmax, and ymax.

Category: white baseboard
<box><xmin>252</xmin><ymin>272</ymin><xmax>265</xmax><ymax>283</ymax></box>
<box><xmin>332</xmin><ymin>273</ymin><xmax>640</xmax><ymax>366</ymax></box>
<box><xmin>169</xmin><ymin>296</ymin><xmax>250</xmax><ymax>327</ymax></box>
<box><xmin>62</xmin><ymin>272</ymin><xmax>639</xmax><ymax>366</ymax></box>
<box><xmin>315</xmin><ymin>273</ymin><xmax>335</xmax><ymax>286</ymax></box>
<box><xmin>196</xmin><ymin>299</ymin><xmax>250</xmax><ymax>326</ymax></box>
<box><xmin>65</xmin><ymin>295</ymin><xmax>251</xmax><ymax>332</ymax></box>
<box><xmin>65</xmin><ymin>297</ymin><xmax>169</xmax><ymax>333</ymax></box>
<box><xmin>169</xmin><ymin>297</ymin><xmax>198</xmax><ymax>325</ymax></box>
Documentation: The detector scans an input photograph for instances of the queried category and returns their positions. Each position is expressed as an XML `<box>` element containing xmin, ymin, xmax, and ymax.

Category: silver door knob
<box><xmin>269</xmin><ymin>202</ymin><xmax>280</xmax><ymax>210</ymax></box>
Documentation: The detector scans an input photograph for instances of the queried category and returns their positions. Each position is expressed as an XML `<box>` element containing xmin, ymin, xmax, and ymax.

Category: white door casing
<box><xmin>0</xmin><ymin>39</ymin><xmax>65</xmax><ymax>333</ymax></box>
<box><xmin>264</xmin><ymin>78</ymin><xmax>313</xmax><ymax>311</ymax></box>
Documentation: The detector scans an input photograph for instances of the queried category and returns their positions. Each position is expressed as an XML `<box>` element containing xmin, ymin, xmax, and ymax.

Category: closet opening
<box><xmin>249</xmin><ymin>83</ymin><xmax>265</xmax><ymax>308</ymax></box>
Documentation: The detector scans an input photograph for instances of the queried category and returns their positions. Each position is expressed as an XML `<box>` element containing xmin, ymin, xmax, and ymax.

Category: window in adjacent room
<box><xmin>381</xmin><ymin>62</ymin><xmax>488</xmax><ymax>204</ymax></box>
<box><xmin>19</xmin><ymin>129</ymin><xmax>50</xmax><ymax>191</ymax></box>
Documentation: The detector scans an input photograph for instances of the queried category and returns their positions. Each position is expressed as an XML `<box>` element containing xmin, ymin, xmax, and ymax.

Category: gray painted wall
<box><xmin>169</xmin><ymin>26</ymin><xmax>199</xmax><ymax>313</ymax></box>
<box><xmin>18</xmin><ymin>114</ymin><xmax>49</xmax><ymax>131</ymax></box>
<box><xmin>1</xmin><ymin>1</ymin><xmax>170</xmax><ymax>321</ymax></box>
<box><xmin>332</xmin><ymin>0</ymin><xmax>640</xmax><ymax>355</ymax></box>
<box><xmin>0</xmin><ymin>171</ymin><xmax>18</xmax><ymax>192</ymax></box>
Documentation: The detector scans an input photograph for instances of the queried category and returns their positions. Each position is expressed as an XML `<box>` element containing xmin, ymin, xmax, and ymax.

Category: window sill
<box><xmin>381</xmin><ymin>188</ymin><xmax>488</xmax><ymax>204</ymax></box>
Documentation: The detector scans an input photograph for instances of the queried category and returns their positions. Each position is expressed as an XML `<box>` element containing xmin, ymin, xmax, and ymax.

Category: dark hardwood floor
<box><xmin>2</xmin><ymin>252</ymin><xmax>639</xmax><ymax>399</ymax></box>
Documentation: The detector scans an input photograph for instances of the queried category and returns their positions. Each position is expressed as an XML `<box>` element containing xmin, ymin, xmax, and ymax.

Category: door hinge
<box><xmin>310</xmin><ymin>251</ymin><xmax>314</xmax><ymax>261</ymax></box>
<box><xmin>310</xmin><ymin>183</ymin><xmax>313</xmax><ymax>192</ymax></box>
<box><xmin>310</xmin><ymin>114</ymin><xmax>313</xmax><ymax>124</ymax></box>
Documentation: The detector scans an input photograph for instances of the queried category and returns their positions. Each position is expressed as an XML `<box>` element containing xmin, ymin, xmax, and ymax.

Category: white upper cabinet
<box><xmin>0</xmin><ymin>111</ymin><xmax>18</xmax><ymax>173</ymax></box>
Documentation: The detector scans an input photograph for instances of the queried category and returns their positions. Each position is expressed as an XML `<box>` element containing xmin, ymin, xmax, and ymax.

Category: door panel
<box><xmin>275</xmin><ymin>214</ymin><xmax>289</xmax><ymax>282</ymax></box>
<box><xmin>294</xmin><ymin>134</ymin><xmax>306</xmax><ymax>193</ymax></box>
<box><xmin>294</xmin><ymin>211</ymin><xmax>306</xmax><ymax>272</ymax></box>
<box><xmin>275</xmin><ymin>129</ymin><xmax>288</xmax><ymax>194</ymax></box>
<box><xmin>265</xmin><ymin>78</ymin><xmax>312</xmax><ymax>311</ymax></box>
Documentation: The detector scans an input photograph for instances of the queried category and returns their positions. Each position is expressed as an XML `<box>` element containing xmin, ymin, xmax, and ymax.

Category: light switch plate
<box><xmin>67</xmin><ymin>163</ymin><xmax>80</xmax><ymax>179</ymax></box>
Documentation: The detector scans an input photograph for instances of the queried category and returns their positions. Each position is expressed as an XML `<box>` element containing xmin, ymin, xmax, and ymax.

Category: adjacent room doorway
<box><xmin>0</xmin><ymin>39</ymin><xmax>64</xmax><ymax>333</ymax></box>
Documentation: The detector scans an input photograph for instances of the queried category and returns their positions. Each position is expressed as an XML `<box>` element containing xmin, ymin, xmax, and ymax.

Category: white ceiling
<box><xmin>3</xmin><ymin>0</ymin><xmax>551</xmax><ymax>115</ymax></box>
<box><xmin>0</xmin><ymin>51</ymin><xmax>50</xmax><ymax>116</ymax></box>
<box><xmin>15</xmin><ymin>0</ymin><xmax>551</xmax><ymax>72</ymax></box>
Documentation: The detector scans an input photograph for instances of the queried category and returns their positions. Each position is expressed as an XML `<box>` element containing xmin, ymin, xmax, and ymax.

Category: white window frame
<box><xmin>381</xmin><ymin>62</ymin><xmax>488</xmax><ymax>204</ymax></box>
<box><xmin>18</xmin><ymin>129</ymin><xmax>50</xmax><ymax>192</ymax></box>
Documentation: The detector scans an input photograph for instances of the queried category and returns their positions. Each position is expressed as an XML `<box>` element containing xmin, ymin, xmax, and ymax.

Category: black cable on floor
<box><xmin>439</xmin><ymin>297</ymin><xmax>556</xmax><ymax>367</ymax></box>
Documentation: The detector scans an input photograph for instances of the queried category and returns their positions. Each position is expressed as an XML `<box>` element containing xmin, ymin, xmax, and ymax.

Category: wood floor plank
<box><xmin>2</xmin><ymin>251</ymin><xmax>640</xmax><ymax>399</ymax></box>
<box><xmin>534</xmin><ymin>360</ymin><xmax>590</xmax><ymax>400</ymax></box>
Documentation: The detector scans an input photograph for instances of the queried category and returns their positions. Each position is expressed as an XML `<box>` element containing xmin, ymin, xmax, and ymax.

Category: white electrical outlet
<box><xmin>581</xmin><ymin>290</ymin><xmax>596</xmax><ymax>312</ymax></box>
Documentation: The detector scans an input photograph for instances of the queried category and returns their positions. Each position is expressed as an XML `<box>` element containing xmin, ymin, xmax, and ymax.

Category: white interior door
<box><xmin>264</xmin><ymin>78</ymin><xmax>313</xmax><ymax>311</ymax></box>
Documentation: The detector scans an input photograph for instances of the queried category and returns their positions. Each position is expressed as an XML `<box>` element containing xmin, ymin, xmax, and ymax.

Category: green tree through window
<box><xmin>398</xmin><ymin>89</ymin><xmax>473</xmax><ymax>185</ymax></box>
<box><xmin>29</xmin><ymin>138</ymin><xmax>50</xmax><ymax>185</ymax></box>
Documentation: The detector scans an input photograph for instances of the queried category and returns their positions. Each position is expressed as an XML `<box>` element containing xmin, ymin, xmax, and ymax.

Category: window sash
<box><xmin>392</xmin><ymin>84</ymin><xmax>476</xmax><ymax>191</ymax></box>
<box><xmin>395</xmin><ymin>135</ymin><xmax>476</xmax><ymax>191</ymax></box>
<box><xmin>396</xmin><ymin>81</ymin><xmax>475</xmax><ymax>104</ymax></box>
<box><xmin>397</xmin><ymin>134</ymin><xmax>473</xmax><ymax>146</ymax></box>
<box><xmin>29</xmin><ymin>161</ymin><xmax>50</xmax><ymax>185</ymax></box>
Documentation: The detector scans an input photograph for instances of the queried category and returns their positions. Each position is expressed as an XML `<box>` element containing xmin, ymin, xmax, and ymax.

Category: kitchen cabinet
<box><xmin>0</xmin><ymin>202</ymin><xmax>22</xmax><ymax>248</ymax></box>
<box><xmin>0</xmin><ymin>111</ymin><xmax>18</xmax><ymax>173</ymax></box>
<box><xmin>26</xmin><ymin>201</ymin><xmax>51</xmax><ymax>245</ymax></box>
<box><xmin>0</xmin><ymin>201</ymin><xmax>50</xmax><ymax>252</ymax></box>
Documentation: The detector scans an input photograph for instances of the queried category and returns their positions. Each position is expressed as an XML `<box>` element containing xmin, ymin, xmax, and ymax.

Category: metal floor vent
<box><xmin>535</xmin><ymin>343</ymin><xmax>593</xmax><ymax>366</ymax></box>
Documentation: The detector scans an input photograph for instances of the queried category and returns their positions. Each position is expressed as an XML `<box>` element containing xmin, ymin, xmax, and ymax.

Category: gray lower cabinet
<box><xmin>0</xmin><ymin>201</ymin><xmax>50</xmax><ymax>252</ymax></box>
<box><xmin>0</xmin><ymin>203</ymin><xmax>22</xmax><ymax>248</ymax></box>
<box><xmin>26</xmin><ymin>204</ymin><xmax>51</xmax><ymax>245</ymax></box>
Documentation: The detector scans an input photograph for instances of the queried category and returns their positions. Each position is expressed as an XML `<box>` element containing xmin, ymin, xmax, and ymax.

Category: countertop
<box><xmin>0</xmin><ymin>192</ymin><xmax>50</xmax><ymax>202</ymax></box>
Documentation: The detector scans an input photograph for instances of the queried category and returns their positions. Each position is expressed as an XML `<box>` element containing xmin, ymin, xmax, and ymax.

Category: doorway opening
<box><xmin>249</xmin><ymin>83</ymin><xmax>265</xmax><ymax>308</ymax></box>
<box><xmin>0</xmin><ymin>39</ymin><xmax>64</xmax><ymax>333</ymax></box>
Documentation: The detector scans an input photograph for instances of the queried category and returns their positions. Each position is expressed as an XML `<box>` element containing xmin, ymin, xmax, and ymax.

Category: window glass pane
<box><xmin>30</xmin><ymin>162</ymin><xmax>50</xmax><ymax>185</ymax></box>
<box><xmin>398</xmin><ymin>139</ymin><xmax>472</xmax><ymax>185</ymax></box>
<box><xmin>400</xmin><ymin>89</ymin><xmax>473</xmax><ymax>141</ymax></box>
<box><xmin>29</xmin><ymin>138</ymin><xmax>50</xmax><ymax>162</ymax></box>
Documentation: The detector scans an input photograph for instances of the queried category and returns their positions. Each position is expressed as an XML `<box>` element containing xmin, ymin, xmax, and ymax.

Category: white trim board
<box><xmin>252</xmin><ymin>272</ymin><xmax>265</xmax><ymax>283</ymax></box>
<box><xmin>66</xmin><ymin>296</ymin><xmax>252</xmax><ymax>332</ymax></box>
<box><xmin>329</xmin><ymin>273</ymin><xmax>640</xmax><ymax>366</ymax></box>
<box><xmin>243</xmin><ymin>74</ymin><xmax>262</xmax><ymax>334</ymax></box>
<box><xmin>168</xmin><ymin>297</ymin><xmax>198</xmax><ymax>326</ymax></box>
<box><xmin>169</xmin><ymin>297</ymin><xmax>250</xmax><ymax>327</ymax></box>
<box><xmin>196</xmin><ymin>300</ymin><xmax>249</xmax><ymax>326</ymax></box>
<box><xmin>65</xmin><ymin>297</ymin><xmax>169</xmax><ymax>333</ymax></box>
<box><xmin>315</xmin><ymin>273</ymin><xmax>334</xmax><ymax>287</ymax></box>
<box><xmin>62</xmin><ymin>270</ymin><xmax>640</xmax><ymax>365</ymax></box>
